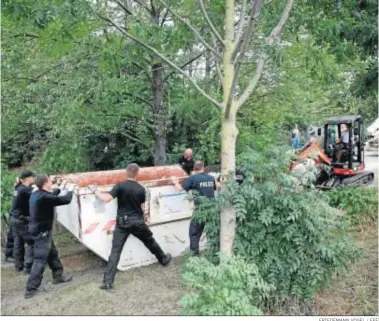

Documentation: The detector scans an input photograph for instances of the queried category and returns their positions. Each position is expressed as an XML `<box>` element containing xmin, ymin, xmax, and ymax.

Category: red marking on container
<box><xmin>83</xmin><ymin>222</ymin><xmax>100</xmax><ymax>234</ymax></box>
<box><xmin>103</xmin><ymin>220</ymin><xmax>116</xmax><ymax>232</ymax></box>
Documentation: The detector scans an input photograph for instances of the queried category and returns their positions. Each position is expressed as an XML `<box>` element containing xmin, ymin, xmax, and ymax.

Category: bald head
<box><xmin>184</xmin><ymin>148</ymin><xmax>192</xmax><ymax>160</ymax></box>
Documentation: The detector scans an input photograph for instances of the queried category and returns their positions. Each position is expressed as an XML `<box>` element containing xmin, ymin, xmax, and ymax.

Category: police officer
<box><xmin>178</xmin><ymin>148</ymin><xmax>194</xmax><ymax>175</ymax></box>
<box><xmin>25</xmin><ymin>174</ymin><xmax>73</xmax><ymax>299</ymax></box>
<box><xmin>91</xmin><ymin>163</ymin><xmax>172</xmax><ymax>291</ymax></box>
<box><xmin>10</xmin><ymin>170</ymin><xmax>36</xmax><ymax>273</ymax></box>
<box><xmin>172</xmin><ymin>160</ymin><xmax>220</xmax><ymax>256</ymax></box>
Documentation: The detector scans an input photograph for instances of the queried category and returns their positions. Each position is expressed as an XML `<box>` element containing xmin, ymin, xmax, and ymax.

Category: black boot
<box><xmin>99</xmin><ymin>283</ymin><xmax>114</xmax><ymax>292</ymax></box>
<box><xmin>52</xmin><ymin>275</ymin><xmax>73</xmax><ymax>284</ymax></box>
<box><xmin>23</xmin><ymin>268</ymin><xmax>31</xmax><ymax>275</ymax></box>
<box><xmin>24</xmin><ymin>289</ymin><xmax>38</xmax><ymax>299</ymax></box>
<box><xmin>160</xmin><ymin>253</ymin><xmax>172</xmax><ymax>266</ymax></box>
<box><xmin>15</xmin><ymin>266</ymin><xmax>23</xmax><ymax>272</ymax></box>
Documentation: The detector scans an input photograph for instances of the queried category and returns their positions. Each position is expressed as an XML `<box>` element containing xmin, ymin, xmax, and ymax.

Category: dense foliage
<box><xmin>183</xmin><ymin>148</ymin><xmax>360</xmax><ymax>313</ymax></box>
<box><xmin>2</xmin><ymin>0</ymin><xmax>377</xmax><ymax>171</ymax></box>
<box><xmin>180</xmin><ymin>255</ymin><xmax>272</xmax><ymax>315</ymax></box>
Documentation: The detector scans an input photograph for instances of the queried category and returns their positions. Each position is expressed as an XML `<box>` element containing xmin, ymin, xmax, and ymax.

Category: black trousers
<box><xmin>10</xmin><ymin>217</ymin><xmax>34</xmax><ymax>271</ymax></box>
<box><xmin>103</xmin><ymin>223</ymin><xmax>166</xmax><ymax>286</ymax></box>
<box><xmin>26</xmin><ymin>232</ymin><xmax>63</xmax><ymax>291</ymax></box>
<box><xmin>4</xmin><ymin>225</ymin><xmax>14</xmax><ymax>258</ymax></box>
<box><xmin>189</xmin><ymin>220</ymin><xmax>205</xmax><ymax>255</ymax></box>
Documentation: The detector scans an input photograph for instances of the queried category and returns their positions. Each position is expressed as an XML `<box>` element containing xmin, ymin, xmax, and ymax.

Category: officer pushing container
<box><xmin>25</xmin><ymin>174</ymin><xmax>73</xmax><ymax>299</ymax></box>
<box><xmin>91</xmin><ymin>163</ymin><xmax>172</xmax><ymax>291</ymax></box>
<box><xmin>9</xmin><ymin>170</ymin><xmax>36</xmax><ymax>274</ymax></box>
<box><xmin>172</xmin><ymin>160</ymin><xmax>220</xmax><ymax>256</ymax></box>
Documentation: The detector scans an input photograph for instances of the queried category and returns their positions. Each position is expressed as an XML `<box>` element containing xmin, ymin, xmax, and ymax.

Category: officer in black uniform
<box><xmin>92</xmin><ymin>163</ymin><xmax>172</xmax><ymax>291</ymax></box>
<box><xmin>172</xmin><ymin>160</ymin><xmax>220</xmax><ymax>256</ymax></box>
<box><xmin>25</xmin><ymin>174</ymin><xmax>73</xmax><ymax>299</ymax></box>
<box><xmin>178</xmin><ymin>148</ymin><xmax>194</xmax><ymax>175</ymax></box>
<box><xmin>10</xmin><ymin>170</ymin><xmax>36</xmax><ymax>273</ymax></box>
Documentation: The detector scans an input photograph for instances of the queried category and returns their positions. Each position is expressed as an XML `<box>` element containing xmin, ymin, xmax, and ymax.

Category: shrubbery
<box><xmin>327</xmin><ymin>187</ymin><xmax>378</xmax><ymax>228</ymax></box>
<box><xmin>180</xmin><ymin>255</ymin><xmax>272</xmax><ymax>316</ymax></box>
<box><xmin>181</xmin><ymin>148</ymin><xmax>360</xmax><ymax>314</ymax></box>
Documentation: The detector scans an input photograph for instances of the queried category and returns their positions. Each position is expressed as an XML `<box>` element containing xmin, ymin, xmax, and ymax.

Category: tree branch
<box><xmin>225</xmin><ymin>0</ymin><xmax>262</xmax><ymax>118</ymax></box>
<box><xmin>112</xmin><ymin>0</ymin><xmax>134</xmax><ymax>15</ymax></box>
<box><xmin>235</xmin><ymin>0</ymin><xmax>294</xmax><ymax>110</ymax></box>
<box><xmin>131</xmin><ymin>62</ymin><xmax>153</xmax><ymax>82</ymax></box>
<box><xmin>119</xmin><ymin>131</ymin><xmax>153</xmax><ymax>151</ymax></box>
<box><xmin>7</xmin><ymin>76</ymin><xmax>65</xmax><ymax>86</ymax></box>
<box><xmin>12</xmin><ymin>32</ymin><xmax>39</xmax><ymax>39</ymax></box>
<box><xmin>233</xmin><ymin>0</ymin><xmax>247</xmax><ymax>55</ymax></box>
<box><xmin>123</xmin><ymin>92</ymin><xmax>154</xmax><ymax>108</ymax></box>
<box><xmin>232</xmin><ymin>0</ymin><xmax>262</xmax><ymax>61</ymax></box>
<box><xmin>163</xmin><ymin>50</ymin><xmax>206</xmax><ymax>82</ymax></box>
<box><xmin>155</xmin><ymin>0</ymin><xmax>222</xmax><ymax>59</ymax></box>
<box><xmin>198</xmin><ymin>0</ymin><xmax>225</xmax><ymax>45</ymax></box>
<box><xmin>133</xmin><ymin>0</ymin><xmax>151</xmax><ymax>13</ymax></box>
<box><xmin>235</xmin><ymin>58</ymin><xmax>265</xmax><ymax>109</ymax></box>
<box><xmin>97</xmin><ymin>13</ymin><xmax>223</xmax><ymax>109</ymax></box>
<box><xmin>160</xmin><ymin>7</ymin><xmax>170</xmax><ymax>27</ymax></box>
<box><xmin>266</xmin><ymin>0</ymin><xmax>294</xmax><ymax>45</ymax></box>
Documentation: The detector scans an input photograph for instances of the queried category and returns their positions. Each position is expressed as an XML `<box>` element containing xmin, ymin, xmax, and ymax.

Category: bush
<box><xmin>180</xmin><ymin>255</ymin><xmax>273</xmax><ymax>316</ymax></box>
<box><xmin>1</xmin><ymin>166</ymin><xmax>17</xmax><ymax>220</ymax></box>
<box><xmin>36</xmin><ymin>139</ymin><xmax>90</xmax><ymax>174</ymax></box>
<box><xmin>192</xmin><ymin>147</ymin><xmax>359</xmax><ymax>306</ymax></box>
<box><xmin>327</xmin><ymin>187</ymin><xmax>378</xmax><ymax>227</ymax></box>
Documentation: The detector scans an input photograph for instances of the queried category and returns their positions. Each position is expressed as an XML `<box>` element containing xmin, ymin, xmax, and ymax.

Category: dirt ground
<box><xmin>1</xmin><ymin>224</ymin><xmax>377</xmax><ymax>316</ymax></box>
<box><xmin>1</xmin><ymin>233</ymin><xmax>187</xmax><ymax>316</ymax></box>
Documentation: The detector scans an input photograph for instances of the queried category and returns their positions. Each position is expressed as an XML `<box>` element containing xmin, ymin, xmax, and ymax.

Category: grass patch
<box><xmin>314</xmin><ymin>224</ymin><xmax>378</xmax><ymax>315</ymax></box>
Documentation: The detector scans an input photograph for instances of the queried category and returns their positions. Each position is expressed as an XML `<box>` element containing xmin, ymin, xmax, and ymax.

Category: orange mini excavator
<box><xmin>291</xmin><ymin>115</ymin><xmax>374</xmax><ymax>189</ymax></box>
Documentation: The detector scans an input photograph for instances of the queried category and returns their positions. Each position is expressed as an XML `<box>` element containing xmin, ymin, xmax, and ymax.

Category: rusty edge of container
<box><xmin>52</xmin><ymin>165</ymin><xmax>188</xmax><ymax>188</ymax></box>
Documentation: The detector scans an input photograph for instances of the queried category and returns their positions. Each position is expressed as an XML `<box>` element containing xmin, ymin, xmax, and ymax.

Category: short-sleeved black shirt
<box><xmin>109</xmin><ymin>180</ymin><xmax>146</xmax><ymax>218</ymax></box>
<box><xmin>181</xmin><ymin>173</ymin><xmax>216</xmax><ymax>206</ymax></box>
<box><xmin>178</xmin><ymin>156</ymin><xmax>194</xmax><ymax>175</ymax></box>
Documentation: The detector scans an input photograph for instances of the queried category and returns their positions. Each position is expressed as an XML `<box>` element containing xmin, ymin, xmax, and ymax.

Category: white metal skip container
<box><xmin>54</xmin><ymin>165</ymin><xmax>207</xmax><ymax>271</ymax></box>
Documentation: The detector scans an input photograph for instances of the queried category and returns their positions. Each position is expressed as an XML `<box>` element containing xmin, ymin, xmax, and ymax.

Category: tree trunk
<box><xmin>151</xmin><ymin>61</ymin><xmax>166</xmax><ymax>165</ymax></box>
<box><xmin>220</xmin><ymin>117</ymin><xmax>238</xmax><ymax>257</ymax></box>
<box><xmin>219</xmin><ymin>0</ymin><xmax>237</xmax><ymax>258</ymax></box>
<box><xmin>151</xmin><ymin>9</ymin><xmax>166</xmax><ymax>166</ymax></box>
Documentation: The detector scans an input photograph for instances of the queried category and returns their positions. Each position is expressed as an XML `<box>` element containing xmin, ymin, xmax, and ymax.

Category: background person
<box><xmin>178</xmin><ymin>148</ymin><xmax>194</xmax><ymax>175</ymax></box>
<box><xmin>10</xmin><ymin>170</ymin><xmax>36</xmax><ymax>274</ymax></box>
<box><xmin>291</xmin><ymin>124</ymin><xmax>301</xmax><ymax>149</ymax></box>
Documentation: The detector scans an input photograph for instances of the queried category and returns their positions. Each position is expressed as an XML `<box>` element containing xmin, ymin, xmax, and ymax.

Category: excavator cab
<box><xmin>323</xmin><ymin>115</ymin><xmax>364</xmax><ymax>176</ymax></box>
<box><xmin>292</xmin><ymin>115</ymin><xmax>374</xmax><ymax>189</ymax></box>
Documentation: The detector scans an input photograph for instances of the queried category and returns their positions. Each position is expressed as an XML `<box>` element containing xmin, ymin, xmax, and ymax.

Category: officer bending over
<box><xmin>10</xmin><ymin>170</ymin><xmax>36</xmax><ymax>274</ymax></box>
<box><xmin>92</xmin><ymin>163</ymin><xmax>172</xmax><ymax>291</ymax></box>
<box><xmin>172</xmin><ymin>160</ymin><xmax>220</xmax><ymax>256</ymax></box>
<box><xmin>25</xmin><ymin>174</ymin><xmax>73</xmax><ymax>299</ymax></box>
